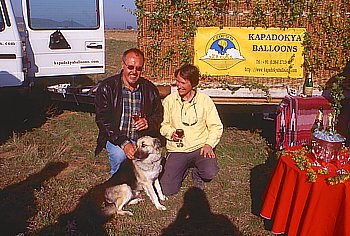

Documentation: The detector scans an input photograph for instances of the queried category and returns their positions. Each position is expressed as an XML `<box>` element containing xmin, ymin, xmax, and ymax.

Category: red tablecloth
<box><xmin>260</xmin><ymin>146</ymin><xmax>350</xmax><ymax>235</ymax></box>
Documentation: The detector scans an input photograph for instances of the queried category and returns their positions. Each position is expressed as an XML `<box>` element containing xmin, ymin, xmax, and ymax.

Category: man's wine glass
<box><xmin>132</xmin><ymin>112</ymin><xmax>141</xmax><ymax>129</ymax></box>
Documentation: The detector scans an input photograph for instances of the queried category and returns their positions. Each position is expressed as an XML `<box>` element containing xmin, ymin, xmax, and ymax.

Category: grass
<box><xmin>0</xmin><ymin>30</ymin><xmax>276</xmax><ymax>235</ymax></box>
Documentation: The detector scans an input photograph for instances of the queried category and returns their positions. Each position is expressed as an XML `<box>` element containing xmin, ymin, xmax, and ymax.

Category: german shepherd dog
<box><xmin>101</xmin><ymin>136</ymin><xmax>167</xmax><ymax>216</ymax></box>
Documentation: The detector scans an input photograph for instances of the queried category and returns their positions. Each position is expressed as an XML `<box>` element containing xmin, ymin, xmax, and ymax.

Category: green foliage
<box><xmin>134</xmin><ymin>0</ymin><xmax>146</xmax><ymax>36</ymax></box>
<box><xmin>243</xmin><ymin>81</ymin><xmax>272</xmax><ymax>102</ymax></box>
<box><xmin>330</xmin><ymin>75</ymin><xmax>346</xmax><ymax>122</ymax></box>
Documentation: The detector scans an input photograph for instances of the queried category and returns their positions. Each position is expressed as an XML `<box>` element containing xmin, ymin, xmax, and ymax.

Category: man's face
<box><xmin>175</xmin><ymin>73</ymin><xmax>193</xmax><ymax>97</ymax></box>
<box><xmin>121</xmin><ymin>52</ymin><xmax>144</xmax><ymax>88</ymax></box>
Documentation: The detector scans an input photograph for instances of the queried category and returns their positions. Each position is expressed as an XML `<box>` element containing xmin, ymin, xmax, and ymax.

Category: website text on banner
<box><xmin>194</xmin><ymin>27</ymin><xmax>305</xmax><ymax>78</ymax></box>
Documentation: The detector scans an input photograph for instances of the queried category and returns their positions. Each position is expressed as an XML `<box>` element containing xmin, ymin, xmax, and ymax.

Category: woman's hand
<box><xmin>200</xmin><ymin>144</ymin><xmax>216</xmax><ymax>158</ymax></box>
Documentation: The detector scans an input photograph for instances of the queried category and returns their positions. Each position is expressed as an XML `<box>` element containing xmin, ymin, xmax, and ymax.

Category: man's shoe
<box><xmin>192</xmin><ymin>178</ymin><xmax>204</xmax><ymax>189</ymax></box>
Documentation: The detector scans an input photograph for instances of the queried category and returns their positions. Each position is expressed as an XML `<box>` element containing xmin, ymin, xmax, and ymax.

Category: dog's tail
<box><xmin>100</xmin><ymin>203</ymin><xmax>118</xmax><ymax>217</ymax></box>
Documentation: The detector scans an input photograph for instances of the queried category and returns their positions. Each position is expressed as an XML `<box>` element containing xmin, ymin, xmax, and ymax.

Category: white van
<box><xmin>0</xmin><ymin>0</ymin><xmax>105</xmax><ymax>87</ymax></box>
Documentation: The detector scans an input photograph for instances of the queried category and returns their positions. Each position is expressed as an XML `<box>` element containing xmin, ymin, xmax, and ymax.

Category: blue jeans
<box><xmin>105</xmin><ymin>140</ymin><xmax>135</xmax><ymax>175</ymax></box>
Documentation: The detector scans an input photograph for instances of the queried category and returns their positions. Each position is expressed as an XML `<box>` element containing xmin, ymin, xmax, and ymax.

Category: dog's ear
<box><xmin>153</xmin><ymin>138</ymin><xmax>161</xmax><ymax>151</ymax></box>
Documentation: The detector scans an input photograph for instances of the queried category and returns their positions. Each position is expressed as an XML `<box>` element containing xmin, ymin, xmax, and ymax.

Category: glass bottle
<box><xmin>325</xmin><ymin>113</ymin><xmax>335</xmax><ymax>135</ymax></box>
<box><xmin>303</xmin><ymin>72</ymin><xmax>313</xmax><ymax>97</ymax></box>
<box><xmin>290</xmin><ymin>108</ymin><xmax>296</xmax><ymax>146</ymax></box>
<box><xmin>311</xmin><ymin>107</ymin><xmax>324</xmax><ymax>133</ymax></box>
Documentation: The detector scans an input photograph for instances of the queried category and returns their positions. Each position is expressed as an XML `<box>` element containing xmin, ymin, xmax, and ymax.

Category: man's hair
<box><xmin>122</xmin><ymin>48</ymin><xmax>145</xmax><ymax>64</ymax></box>
<box><xmin>174</xmin><ymin>64</ymin><xmax>200</xmax><ymax>87</ymax></box>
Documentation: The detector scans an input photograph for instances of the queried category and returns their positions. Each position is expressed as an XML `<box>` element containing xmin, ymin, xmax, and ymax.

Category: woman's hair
<box><xmin>174</xmin><ymin>64</ymin><xmax>200</xmax><ymax>87</ymax></box>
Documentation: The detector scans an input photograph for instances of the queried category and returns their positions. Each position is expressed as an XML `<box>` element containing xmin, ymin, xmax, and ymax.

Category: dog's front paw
<box><xmin>156</xmin><ymin>204</ymin><xmax>167</xmax><ymax>211</ymax></box>
<box><xmin>159</xmin><ymin>195</ymin><xmax>168</xmax><ymax>201</ymax></box>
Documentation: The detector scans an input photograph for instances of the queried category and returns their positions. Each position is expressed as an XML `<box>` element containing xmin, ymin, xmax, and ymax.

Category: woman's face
<box><xmin>175</xmin><ymin>73</ymin><xmax>193</xmax><ymax>98</ymax></box>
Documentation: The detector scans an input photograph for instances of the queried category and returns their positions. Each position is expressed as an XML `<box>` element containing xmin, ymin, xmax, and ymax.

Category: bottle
<box><xmin>311</xmin><ymin>107</ymin><xmax>324</xmax><ymax>133</ymax></box>
<box><xmin>290</xmin><ymin>108</ymin><xmax>296</xmax><ymax>146</ymax></box>
<box><xmin>325</xmin><ymin>113</ymin><xmax>335</xmax><ymax>135</ymax></box>
<box><xmin>303</xmin><ymin>72</ymin><xmax>313</xmax><ymax>97</ymax></box>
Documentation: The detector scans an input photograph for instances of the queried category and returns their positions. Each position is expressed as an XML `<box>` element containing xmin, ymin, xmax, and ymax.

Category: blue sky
<box><xmin>10</xmin><ymin>0</ymin><xmax>137</xmax><ymax>29</ymax></box>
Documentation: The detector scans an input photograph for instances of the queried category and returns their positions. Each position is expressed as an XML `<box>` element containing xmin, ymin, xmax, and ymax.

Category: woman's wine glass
<box><xmin>176</xmin><ymin>129</ymin><xmax>184</xmax><ymax>147</ymax></box>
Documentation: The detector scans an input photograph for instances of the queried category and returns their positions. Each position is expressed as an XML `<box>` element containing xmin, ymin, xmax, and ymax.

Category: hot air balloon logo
<box><xmin>200</xmin><ymin>33</ymin><xmax>245</xmax><ymax>70</ymax></box>
<box><xmin>218</xmin><ymin>40</ymin><xmax>228</xmax><ymax>54</ymax></box>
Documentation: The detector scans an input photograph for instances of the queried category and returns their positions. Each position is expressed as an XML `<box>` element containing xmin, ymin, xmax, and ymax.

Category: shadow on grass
<box><xmin>250</xmin><ymin>149</ymin><xmax>278</xmax><ymax>231</ymax></box>
<box><xmin>220</xmin><ymin>112</ymin><xmax>277</xmax><ymax>147</ymax></box>
<box><xmin>0</xmin><ymin>85</ymin><xmax>60</xmax><ymax>144</ymax></box>
<box><xmin>0</xmin><ymin>162</ymin><xmax>68</xmax><ymax>235</ymax></box>
<box><xmin>36</xmin><ymin>174</ymin><xmax>120</xmax><ymax>235</ymax></box>
<box><xmin>161</xmin><ymin>187</ymin><xmax>242</xmax><ymax>236</ymax></box>
<box><xmin>0</xmin><ymin>75</ymin><xmax>96</xmax><ymax>145</ymax></box>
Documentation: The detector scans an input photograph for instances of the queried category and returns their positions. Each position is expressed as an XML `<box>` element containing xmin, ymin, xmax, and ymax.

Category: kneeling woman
<box><xmin>160</xmin><ymin>64</ymin><xmax>223</xmax><ymax>196</ymax></box>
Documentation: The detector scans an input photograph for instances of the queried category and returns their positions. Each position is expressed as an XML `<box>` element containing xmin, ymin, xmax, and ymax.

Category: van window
<box><xmin>27</xmin><ymin>0</ymin><xmax>99</xmax><ymax>30</ymax></box>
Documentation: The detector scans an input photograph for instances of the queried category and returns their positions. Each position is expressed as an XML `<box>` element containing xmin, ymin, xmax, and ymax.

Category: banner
<box><xmin>194</xmin><ymin>27</ymin><xmax>305</xmax><ymax>78</ymax></box>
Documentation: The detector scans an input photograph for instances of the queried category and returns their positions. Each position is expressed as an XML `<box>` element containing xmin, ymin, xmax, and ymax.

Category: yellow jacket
<box><xmin>161</xmin><ymin>90</ymin><xmax>223</xmax><ymax>152</ymax></box>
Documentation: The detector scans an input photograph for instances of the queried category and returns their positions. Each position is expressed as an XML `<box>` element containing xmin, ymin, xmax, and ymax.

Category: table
<box><xmin>260</xmin><ymin>146</ymin><xmax>350</xmax><ymax>235</ymax></box>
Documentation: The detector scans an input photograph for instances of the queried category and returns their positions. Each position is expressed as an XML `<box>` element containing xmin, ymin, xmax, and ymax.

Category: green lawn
<box><xmin>0</xmin><ymin>110</ymin><xmax>276</xmax><ymax>235</ymax></box>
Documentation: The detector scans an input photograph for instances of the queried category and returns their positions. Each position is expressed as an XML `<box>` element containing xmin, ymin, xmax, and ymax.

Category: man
<box><xmin>94</xmin><ymin>48</ymin><xmax>163</xmax><ymax>175</ymax></box>
<box><xmin>160</xmin><ymin>64</ymin><xmax>223</xmax><ymax>196</ymax></box>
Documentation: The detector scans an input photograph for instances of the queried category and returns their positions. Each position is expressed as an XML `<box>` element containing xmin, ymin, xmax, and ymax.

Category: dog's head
<box><xmin>134</xmin><ymin>136</ymin><xmax>161</xmax><ymax>160</ymax></box>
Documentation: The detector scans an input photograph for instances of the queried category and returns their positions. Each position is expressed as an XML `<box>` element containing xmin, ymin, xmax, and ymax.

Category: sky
<box><xmin>10</xmin><ymin>0</ymin><xmax>137</xmax><ymax>29</ymax></box>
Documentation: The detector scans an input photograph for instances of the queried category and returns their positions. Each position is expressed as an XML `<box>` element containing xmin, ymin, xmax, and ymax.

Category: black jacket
<box><xmin>94</xmin><ymin>73</ymin><xmax>163</xmax><ymax>155</ymax></box>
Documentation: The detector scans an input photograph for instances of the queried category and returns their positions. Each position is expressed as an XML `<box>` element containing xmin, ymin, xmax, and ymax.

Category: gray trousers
<box><xmin>160</xmin><ymin>149</ymin><xmax>219</xmax><ymax>196</ymax></box>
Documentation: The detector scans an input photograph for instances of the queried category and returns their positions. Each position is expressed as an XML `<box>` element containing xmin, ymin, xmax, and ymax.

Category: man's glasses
<box><xmin>123</xmin><ymin>60</ymin><xmax>143</xmax><ymax>71</ymax></box>
<box><xmin>181</xmin><ymin>103</ymin><xmax>198</xmax><ymax>126</ymax></box>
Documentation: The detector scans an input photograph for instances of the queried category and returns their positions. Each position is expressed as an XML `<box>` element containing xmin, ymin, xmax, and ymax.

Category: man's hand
<box><xmin>200</xmin><ymin>144</ymin><xmax>216</xmax><ymax>158</ymax></box>
<box><xmin>123</xmin><ymin>142</ymin><xmax>136</xmax><ymax>160</ymax></box>
<box><xmin>134</xmin><ymin>118</ymin><xmax>148</xmax><ymax>131</ymax></box>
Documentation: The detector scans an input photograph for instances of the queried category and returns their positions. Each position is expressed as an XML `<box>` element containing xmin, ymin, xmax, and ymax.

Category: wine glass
<box><xmin>321</xmin><ymin>149</ymin><xmax>334</xmax><ymax>173</ymax></box>
<box><xmin>337</xmin><ymin>148</ymin><xmax>349</xmax><ymax>174</ymax></box>
<box><xmin>132</xmin><ymin>112</ymin><xmax>141</xmax><ymax>129</ymax></box>
<box><xmin>176</xmin><ymin>129</ymin><xmax>184</xmax><ymax>147</ymax></box>
<box><xmin>311</xmin><ymin>140</ymin><xmax>322</xmax><ymax>166</ymax></box>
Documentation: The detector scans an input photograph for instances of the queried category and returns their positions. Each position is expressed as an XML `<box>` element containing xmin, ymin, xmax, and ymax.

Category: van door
<box><xmin>0</xmin><ymin>0</ymin><xmax>24</xmax><ymax>87</ymax></box>
<box><xmin>22</xmin><ymin>0</ymin><xmax>105</xmax><ymax>78</ymax></box>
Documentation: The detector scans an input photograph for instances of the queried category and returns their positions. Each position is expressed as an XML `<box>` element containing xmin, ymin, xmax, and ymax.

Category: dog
<box><xmin>101</xmin><ymin>136</ymin><xmax>167</xmax><ymax>217</ymax></box>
